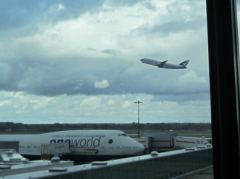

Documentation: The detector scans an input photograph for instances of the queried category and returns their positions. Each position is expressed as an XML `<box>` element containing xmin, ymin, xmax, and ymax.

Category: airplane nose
<box><xmin>137</xmin><ymin>143</ymin><xmax>145</xmax><ymax>154</ymax></box>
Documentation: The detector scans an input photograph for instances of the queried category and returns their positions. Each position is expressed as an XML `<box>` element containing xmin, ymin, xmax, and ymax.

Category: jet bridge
<box><xmin>0</xmin><ymin>141</ymin><xmax>19</xmax><ymax>152</ymax></box>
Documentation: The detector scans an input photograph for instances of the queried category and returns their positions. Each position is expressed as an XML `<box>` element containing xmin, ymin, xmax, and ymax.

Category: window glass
<box><xmin>0</xmin><ymin>0</ymin><xmax>212</xmax><ymax>178</ymax></box>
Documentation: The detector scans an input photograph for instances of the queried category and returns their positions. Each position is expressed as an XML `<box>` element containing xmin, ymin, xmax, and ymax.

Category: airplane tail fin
<box><xmin>179</xmin><ymin>60</ymin><xmax>190</xmax><ymax>67</ymax></box>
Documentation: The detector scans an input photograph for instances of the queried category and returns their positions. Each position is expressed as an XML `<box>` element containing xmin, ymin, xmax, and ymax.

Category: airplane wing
<box><xmin>140</xmin><ymin>58</ymin><xmax>168</xmax><ymax>67</ymax></box>
<box><xmin>158</xmin><ymin>60</ymin><xmax>168</xmax><ymax>67</ymax></box>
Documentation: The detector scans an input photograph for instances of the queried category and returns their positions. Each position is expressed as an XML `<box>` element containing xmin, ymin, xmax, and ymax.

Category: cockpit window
<box><xmin>118</xmin><ymin>133</ymin><xmax>127</xmax><ymax>136</ymax></box>
<box><xmin>108</xmin><ymin>139</ymin><xmax>113</xmax><ymax>144</ymax></box>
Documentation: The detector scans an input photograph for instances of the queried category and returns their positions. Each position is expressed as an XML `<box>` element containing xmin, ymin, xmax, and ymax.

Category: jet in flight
<box><xmin>140</xmin><ymin>58</ymin><xmax>189</xmax><ymax>69</ymax></box>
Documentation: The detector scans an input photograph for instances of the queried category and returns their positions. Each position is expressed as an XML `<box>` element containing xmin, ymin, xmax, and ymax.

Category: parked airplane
<box><xmin>0</xmin><ymin>130</ymin><xmax>145</xmax><ymax>160</ymax></box>
<box><xmin>140</xmin><ymin>58</ymin><xmax>189</xmax><ymax>69</ymax></box>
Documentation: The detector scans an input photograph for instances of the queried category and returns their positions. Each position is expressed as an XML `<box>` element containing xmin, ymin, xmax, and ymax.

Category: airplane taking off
<box><xmin>0</xmin><ymin>130</ymin><xmax>145</xmax><ymax>160</ymax></box>
<box><xmin>140</xmin><ymin>58</ymin><xmax>190</xmax><ymax>69</ymax></box>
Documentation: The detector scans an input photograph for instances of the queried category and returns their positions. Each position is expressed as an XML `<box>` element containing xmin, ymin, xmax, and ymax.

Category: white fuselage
<box><xmin>161</xmin><ymin>63</ymin><xmax>186</xmax><ymax>69</ymax></box>
<box><xmin>0</xmin><ymin>130</ymin><xmax>145</xmax><ymax>156</ymax></box>
<box><xmin>140</xmin><ymin>58</ymin><xmax>187</xmax><ymax>69</ymax></box>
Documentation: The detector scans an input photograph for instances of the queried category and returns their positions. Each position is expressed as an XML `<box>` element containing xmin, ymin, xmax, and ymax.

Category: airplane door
<box><xmin>100</xmin><ymin>137</ymin><xmax>106</xmax><ymax>150</ymax></box>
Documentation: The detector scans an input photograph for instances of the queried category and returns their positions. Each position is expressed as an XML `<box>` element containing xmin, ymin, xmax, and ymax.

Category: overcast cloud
<box><xmin>0</xmin><ymin>0</ymin><xmax>212</xmax><ymax>123</ymax></box>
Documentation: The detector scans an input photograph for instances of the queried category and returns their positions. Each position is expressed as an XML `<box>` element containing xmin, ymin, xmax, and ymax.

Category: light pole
<box><xmin>134</xmin><ymin>100</ymin><xmax>143</xmax><ymax>138</ymax></box>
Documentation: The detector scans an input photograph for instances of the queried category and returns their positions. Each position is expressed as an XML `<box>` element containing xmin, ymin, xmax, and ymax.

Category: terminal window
<box><xmin>0</xmin><ymin>0</ymin><xmax>214</xmax><ymax>178</ymax></box>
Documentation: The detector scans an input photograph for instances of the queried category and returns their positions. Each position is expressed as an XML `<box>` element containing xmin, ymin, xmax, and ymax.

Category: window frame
<box><xmin>206</xmin><ymin>0</ymin><xmax>240</xmax><ymax>178</ymax></box>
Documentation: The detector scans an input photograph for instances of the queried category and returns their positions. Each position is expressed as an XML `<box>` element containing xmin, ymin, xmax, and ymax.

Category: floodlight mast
<box><xmin>134</xmin><ymin>100</ymin><xmax>143</xmax><ymax>138</ymax></box>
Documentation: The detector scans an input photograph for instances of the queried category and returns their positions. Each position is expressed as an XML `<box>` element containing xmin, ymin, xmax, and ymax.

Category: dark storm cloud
<box><xmin>144</xmin><ymin>18</ymin><xmax>204</xmax><ymax>35</ymax></box>
<box><xmin>152</xmin><ymin>92</ymin><xmax>210</xmax><ymax>102</ymax></box>
<box><xmin>0</xmin><ymin>58</ymin><xmax>100</xmax><ymax>96</ymax></box>
<box><xmin>132</xmin><ymin>16</ymin><xmax>205</xmax><ymax>36</ymax></box>
<box><xmin>0</xmin><ymin>57</ymin><xmax>110</xmax><ymax>96</ymax></box>
<box><xmin>0</xmin><ymin>0</ymin><xmax>209</xmax><ymax>97</ymax></box>
<box><xmin>131</xmin><ymin>0</ymin><xmax>206</xmax><ymax>36</ymax></box>
<box><xmin>0</xmin><ymin>55</ymin><xmax>209</xmax><ymax>97</ymax></box>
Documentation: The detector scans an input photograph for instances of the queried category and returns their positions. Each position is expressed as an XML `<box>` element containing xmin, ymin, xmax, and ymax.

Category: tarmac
<box><xmin>173</xmin><ymin>166</ymin><xmax>213</xmax><ymax>179</ymax></box>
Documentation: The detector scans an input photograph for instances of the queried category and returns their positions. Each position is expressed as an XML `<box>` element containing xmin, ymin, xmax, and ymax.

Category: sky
<box><xmin>0</xmin><ymin>0</ymin><xmax>212</xmax><ymax>124</ymax></box>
